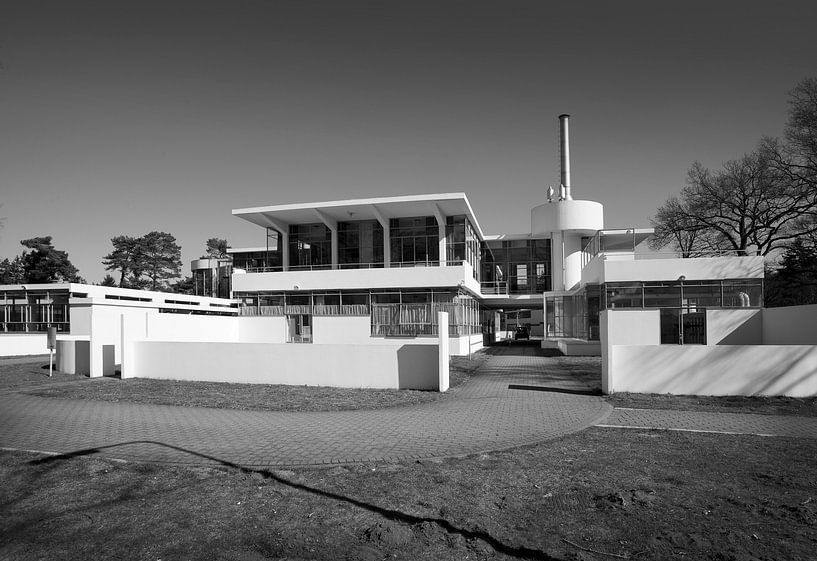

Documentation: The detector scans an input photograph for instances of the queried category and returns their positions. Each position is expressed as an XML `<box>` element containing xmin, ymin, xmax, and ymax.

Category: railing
<box><xmin>237</xmin><ymin>260</ymin><xmax>467</xmax><ymax>273</ymax></box>
<box><xmin>480</xmin><ymin>281</ymin><xmax>508</xmax><ymax>295</ymax></box>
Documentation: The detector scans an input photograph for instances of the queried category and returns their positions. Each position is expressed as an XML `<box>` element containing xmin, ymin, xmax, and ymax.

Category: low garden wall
<box><xmin>606</xmin><ymin>344</ymin><xmax>817</xmax><ymax>397</ymax></box>
<box><xmin>127</xmin><ymin>341</ymin><xmax>444</xmax><ymax>390</ymax></box>
<box><xmin>0</xmin><ymin>334</ymin><xmax>49</xmax><ymax>357</ymax></box>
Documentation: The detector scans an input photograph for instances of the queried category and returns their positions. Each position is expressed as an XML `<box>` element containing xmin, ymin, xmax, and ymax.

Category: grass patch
<box><xmin>0</xmin><ymin>357</ymin><xmax>86</xmax><ymax>392</ymax></box>
<box><xmin>17</xmin><ymin>353</ymin><xmax>489</xmax><ymax>412</ymax></box>
<box><xmin>2</xmin><ymin>428</ymin><xmax>814</xmax><ymax>560</ymax></box>
<box><xmin>606</xmin><ymin>392</ymin><xmax>817</xmax><ymax>417</ymax></box>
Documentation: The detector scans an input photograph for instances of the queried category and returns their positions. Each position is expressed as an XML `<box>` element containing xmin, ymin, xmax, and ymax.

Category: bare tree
<box><xmin>654</xmin><ymin>76</ymin><xmax>817</xmax><ymax>258</ymax></box>
<box><xmin>652</xmin><ymin>150</ymin><xmax>817</xmax><ymax>257</ymax></box>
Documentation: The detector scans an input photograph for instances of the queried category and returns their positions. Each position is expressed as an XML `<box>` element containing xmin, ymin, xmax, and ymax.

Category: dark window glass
<box><xmin>660</xmin><ymin>309</ymin><xmax>680</xmax><ymax>344</ymax></box>
<box><xmin>644</xmin><ymin>285</ymin><xmax>681</xmax><ymax>308</ymax></box>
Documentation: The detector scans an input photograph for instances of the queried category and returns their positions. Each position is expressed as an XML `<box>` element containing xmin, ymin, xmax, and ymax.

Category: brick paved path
<box><xmin>599</xmin><ymin>407</ymin><xmax>817</xmax><ymax>438</ymax></box>
<box><xmin>0</xmin><ymin>350</ymin><xmax>611</xmax><ymax>467</ymax></box>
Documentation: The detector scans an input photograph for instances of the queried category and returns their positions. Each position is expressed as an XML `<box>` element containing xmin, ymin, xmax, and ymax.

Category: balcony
<box><xmin>232</xmin><ymin>260</ymin><xmax>481</xmax><ymax>293</ymax></box>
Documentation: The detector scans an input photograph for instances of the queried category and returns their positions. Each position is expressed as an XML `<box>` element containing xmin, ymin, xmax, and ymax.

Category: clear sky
<box><xmin>1</xmin><ymin>0</ymin><xmax>815</xmax><ymax>282</ymax></box>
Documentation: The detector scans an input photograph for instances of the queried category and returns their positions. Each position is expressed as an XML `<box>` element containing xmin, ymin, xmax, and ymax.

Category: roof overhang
<box><xmin>232</xmin><ymin>193</ymin><xmax>486</xmax><ymax>239</ymax></box>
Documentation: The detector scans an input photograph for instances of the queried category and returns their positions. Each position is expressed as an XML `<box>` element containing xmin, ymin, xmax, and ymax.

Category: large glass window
<box><xmin>338</xmin><ymin>220</ymin><xmax>384</xmax><ymax>268</ymax></box>
<box><xmin>1</xmin><ymin>289</ymin><xmax>70</xmax><ymax>333</ymax></box>
<box><xmin>604</xmin><ymin>280</ymin><xmax>763</xmax><ymax>309</ymax></box>
<box><xmin>480</xmin><ymin>238</ymin><xmax>551</xmax><ymax>294</ymax></box>
<box><xmin>390</xmin><ymin>217</ymin><xmax>439</xmax><ymax>266</ymax></box>
<box><xmin>289</xmin><ymin>224</ymin><xmax>332</xmax><ymax>270</ymax></box>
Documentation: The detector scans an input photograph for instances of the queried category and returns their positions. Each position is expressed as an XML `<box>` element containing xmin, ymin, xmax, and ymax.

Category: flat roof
<box><xmin>232</xmin><ymin>193</ymin><xmax>486</xmax><ymax>239</ymax></box>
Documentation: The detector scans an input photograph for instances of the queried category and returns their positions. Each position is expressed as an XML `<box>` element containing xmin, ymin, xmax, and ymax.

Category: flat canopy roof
<box><xmin>232</xmin><ymin>193</ymin><xmax>485</xmax><ymax>239</ymax></box>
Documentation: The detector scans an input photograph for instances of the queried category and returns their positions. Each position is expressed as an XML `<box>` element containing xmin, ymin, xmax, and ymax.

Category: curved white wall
<box><xmin>531</xmin><ymin>200</ymin><xmax>604</xmax><ymax>235</ymax></box>
<box><xmin>532</xmin><ymin>199</ymin><xmax>604</xmax><ymax>291</ymax></box>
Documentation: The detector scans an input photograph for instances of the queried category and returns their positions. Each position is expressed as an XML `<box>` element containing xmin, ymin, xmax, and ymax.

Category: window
<box><xmin>660</xmin><ymin>309</ymin><xmax>706</xmax><ymax>345</ymax></box>
<box><xmin>480</xmin><ymin>238</ymin><xmax>551</xmax><ymax>294</ymax></box>
<box><xmin>289</xmin><ymin>224</ymin><xmax>332</xmax><ymax>269</ymax></box>
<box><xmin>287</xmin><ymin>314</ymin><xmax>312</xmax><ymax>343</ymax></box>
<box><xmin>390</xmin><ymin>217</ymin><xmax>439</xmax><ymax>266</ymax></box>
<box><xmin>338</xmin><ymin>220</ymin><xmax>384</xmax><ymax>268</ymax></box>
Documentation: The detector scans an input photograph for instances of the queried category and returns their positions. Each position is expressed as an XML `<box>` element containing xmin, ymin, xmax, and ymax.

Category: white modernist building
<box><xmin>223</xmin><ymin>115</ymin><xmax>764</xmax><ymax>359</ymax></box>
<box><xmin>5</xmin><ymin>114</ymin><xmax>813</xmax><ymax>396</ymax></box>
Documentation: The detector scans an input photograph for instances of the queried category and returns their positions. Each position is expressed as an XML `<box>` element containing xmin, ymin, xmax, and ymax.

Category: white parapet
<box><xmin>232</xmin><ymin>262</ymin><xmax>480</xmax><ymax>293</ymax></box>
<box><xmin>531</xmin><ymin>199</ymin><xmax>604</xmax><ymax>235</ymax></box>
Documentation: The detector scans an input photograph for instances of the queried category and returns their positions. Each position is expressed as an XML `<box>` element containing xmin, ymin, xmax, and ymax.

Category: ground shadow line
<box><xmin>29</xmin><ymin>441</ymin><xmax>559</xmax><ymax>561</ymax></box>
<box><xmin>508</xmin><ymin>384</ymin><xmax>602</xmax><ymax>396</ymax></box>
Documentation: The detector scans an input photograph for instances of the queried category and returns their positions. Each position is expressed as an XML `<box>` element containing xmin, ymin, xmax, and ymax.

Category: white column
<box><xmin>383</xmin><ymin>224</ymin><xmax>391</xmax><ymax>268</ymax></box>
<box><xmin>331</xmin><ymin>228</ymin><xmax>338</xmax><ymax>269</ymax></box>
<box><xmin>281</xmin><ymin>231</ymin><xmax>289</xmax><ymax>271</ymax></box>
<box><xmin>432</xmin><ymin>203</ymin><xmax>447</xmax><ymax>266</ymax></box>
<box><xmin>437</xmin><ymin>311</ymin><xmax>450</xmax><ymax>392</ymax></box>
<box><xmin>371</xmin><ymin>204</ymin><xmax>391</xmax><ymax>268</ymax></box>
<box><xmin>314</xmin><ymin>209</ymin><xmax>339</xmax><ymax>270</ymax></box>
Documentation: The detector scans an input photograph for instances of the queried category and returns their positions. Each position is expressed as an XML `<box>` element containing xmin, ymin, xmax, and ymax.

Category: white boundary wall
<box><xmin>119</xmin><ymin>309</ymin><xmax>450</xmax><ymax>390</ymax></box>
<box><xmin>602</xmin><ymin>305</ymin><xmax>817</xmax><ymax>397</ymax></box>
<box><xmin>607</xmin><ymin>345</ymin><xmax>817</xmax><ymax>397</ymax></box>
<box><xmin>0</xmin><ymin>334</ymin><xmax>49</xmax><ymax>357</ymax></box>
<box><xmin>762</xmin><ymin>304</ymin><xmax>817</xmax><ymax>344</ymax></box>
<box><xmin>129</xmin><ymin>341</ymin><xmax>441</xmax><ymax>389</ymax></box>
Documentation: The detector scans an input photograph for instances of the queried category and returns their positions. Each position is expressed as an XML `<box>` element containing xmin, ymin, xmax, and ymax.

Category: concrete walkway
<box><xmin>0</xmin><ymin>349</ymin><xmax>611</xmax><ymax>467</ymax></box>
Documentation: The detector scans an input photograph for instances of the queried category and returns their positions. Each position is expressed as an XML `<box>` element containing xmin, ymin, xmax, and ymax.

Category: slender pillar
<box><xmin>432</xmin><ymin>203</ymin><xmax>447</xmax><ymax>266</ymax></box>
<box><xmin>370</xmin><ymin>204</ymin><xmax>391</xmax><ymax>268</ymax></box>
<box><xmin>314</xmin><ymin>209</ymin><xmax>338</xmax><ymax>270</ymax></box>
<box><xmin>437</xmin><ymin>311</ymin><xmax>450</xmax><ymax>392</ymax></box>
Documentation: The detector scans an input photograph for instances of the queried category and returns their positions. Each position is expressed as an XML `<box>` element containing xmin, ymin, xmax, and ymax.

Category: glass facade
<box><xmin>445</xmin><ymin>215</ymin><xmax>480</xmax><ymax>279</ymax></box>
<box><xmin>289</xmin><ymin>223</ymin><xmax>332</xmax><ymax>270</ymax></box>
<box><xmin>1</xmin><ymin>289</ymin><xmax>71</xmax><ymax>332</ymax></box>
<box><xmin>480</xmin><ymin>238</ymin><xmax>551</xmax><ymax>294</ymax></box>
<box><xmin>389</xmin><ymin>217</ymin><xmax>439</xmax><ymax>266</ymax></box>
<box><xmin>235</xmin><ymin>289</ymin><xmax>481</xmax><ymax>337</ymax></box>
<box><xmin>604</xmin><ymin>279</ymin><xmax>763</xmax><ymax>310</ymax></box>
<box><xmin>338</xmin><ymin>220</ymin><xmax>384</xmax><ymax>268</ymax></box>
<box><xmin>192</xmin><ymin>260</ymin><xmax>232</xmax><ymax>299</ymax></box>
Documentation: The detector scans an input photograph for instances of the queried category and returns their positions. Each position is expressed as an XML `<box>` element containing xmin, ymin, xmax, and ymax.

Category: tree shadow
<box><xmin>27</xmin><ymin>441</ymin><xmax>559</xmax><ymax>561</ymax></box>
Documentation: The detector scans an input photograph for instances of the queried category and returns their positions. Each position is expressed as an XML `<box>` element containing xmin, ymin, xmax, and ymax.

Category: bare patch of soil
<box><xmin>2</xmin><ymin>427</ymin><xmax>814</xmax><ymax>560</ymax></box>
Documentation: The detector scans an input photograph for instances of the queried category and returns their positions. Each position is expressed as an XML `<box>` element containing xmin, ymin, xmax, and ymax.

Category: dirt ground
<box><xmin>2</xmin><ymin>426</ymin><xmax>815</xmax><ymax>561</ymax></box>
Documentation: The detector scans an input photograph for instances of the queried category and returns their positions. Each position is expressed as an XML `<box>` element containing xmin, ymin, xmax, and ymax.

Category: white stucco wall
<box><xmin>56</xmin><ymin>338</ymin><xmax>90</xmax><ymax>375</ymax></box>
<box><xmin>0</xmin><ymin>334</ymin><xmax>49</xmax><ymax>357</ymax></box>
<box><xmin>762</xmin><ymin>304</ymin><xmax>817</xmax><ymax>345</ymax></box>
<box><xmin>584</xmin><ymin>255</ymin><xmax>765</xmax><ymax>285</ymax></box>
<box><xmin>147</xmin><ymin>314</ymin><xmax>239</xmax><ymax>342</ymax></box>
<box><xmin>237</xmin><ymin>316</ymin><xmax>287</xmax><ymax>343</ymax></box>
<box><xmin>600</xmin><ymin>309</ymin><xmax>660</xmax><ymax>394</ymax></box>
<box><xmin>130</xmin><ymin>341</ymin><xmax>441</xmax><ymax>390</ymax></box>
<box><xmin>706</xmin><ymin>309</ymin><xmax>762</xmax><ymax>345</ymax></box>
<box><xmin>607</xmin><ymin>345</ymin><xmax>817</xmax><ymax>397</ymax></box>
<box><xmin>232</xmin><ymin>262</ymin><xmax>480</xmax><ymax>294</ymax></box>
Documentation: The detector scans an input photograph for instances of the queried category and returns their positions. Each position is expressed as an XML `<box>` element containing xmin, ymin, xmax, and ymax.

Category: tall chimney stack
<box><xmin>559</xmin><ymin>114</ymin><xmax>573</xmax><ymax>201</ymax></box>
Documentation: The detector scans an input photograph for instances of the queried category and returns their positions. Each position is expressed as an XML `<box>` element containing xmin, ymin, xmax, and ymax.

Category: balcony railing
<box><xmin>237</xmin><ymin>260</ymin><xmax>467</xmax><ymax>273</ymax></box>
<box><xmin>480</xmin><ymin>281</ymin><xmax>508</xmax><ymax>295</ymax></box>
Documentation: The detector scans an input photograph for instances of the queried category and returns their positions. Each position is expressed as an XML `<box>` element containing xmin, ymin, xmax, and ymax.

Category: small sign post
<box><xmin>46</xmin><ymin>327</ymin><xmax>57</xmax><ymax>377</ymax></box>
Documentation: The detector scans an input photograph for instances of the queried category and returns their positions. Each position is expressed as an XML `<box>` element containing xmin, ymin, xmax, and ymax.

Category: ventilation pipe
<box><xmin>559</xmin><ymin>114</ymin><xmax>573</xmax><ymax>201</ymax></box>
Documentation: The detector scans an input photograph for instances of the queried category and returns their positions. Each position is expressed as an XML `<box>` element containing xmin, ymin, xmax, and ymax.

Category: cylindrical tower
<box><xmin>530</xmin><ymin>114</ymin><xmax>604</xmax><ymax>291</ymax></box>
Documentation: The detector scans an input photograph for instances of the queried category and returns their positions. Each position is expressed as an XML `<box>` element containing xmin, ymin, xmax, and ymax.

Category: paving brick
<box><xmin>0</xmin><ymin>351</ymin><xmax>615</xmax><ymax>466</ymax></box>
